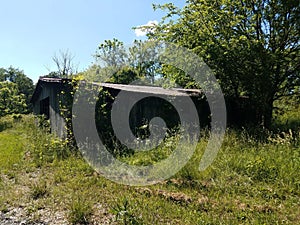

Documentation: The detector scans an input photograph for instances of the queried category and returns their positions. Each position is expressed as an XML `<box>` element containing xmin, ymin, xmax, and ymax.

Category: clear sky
<box><xmin>0</xmin><ymin>0</ymin><xmax>185</xmax><ymax>83</ymax></box>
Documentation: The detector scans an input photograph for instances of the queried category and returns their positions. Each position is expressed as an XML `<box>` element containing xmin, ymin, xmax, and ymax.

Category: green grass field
<box><xmin>0</xmin><ymin>110</ymin><xmax>299</xmax><ymax>224</ymax></box>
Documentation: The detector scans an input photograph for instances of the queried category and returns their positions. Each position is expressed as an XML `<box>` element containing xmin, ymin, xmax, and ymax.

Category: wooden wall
<box><xmin>32</xmin><ymin>82</ymin><xmax>66</xmax><ymax>138</ymax></box>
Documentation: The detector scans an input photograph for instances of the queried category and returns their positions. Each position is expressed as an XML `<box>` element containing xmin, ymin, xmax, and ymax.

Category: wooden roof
<box><xmin>30</xmin><ymin>77</ymin><xmax>71</xmax><ymax>103</ymax></box>
<box><xmin>31</xmin><ymin>77</ymin><xmax>202</xmax><ymax>103</ymax></box>
<box><xmin>95</xmin><ymin>82</ymin><xmax>202</xmax><ymax>97</ymax></box>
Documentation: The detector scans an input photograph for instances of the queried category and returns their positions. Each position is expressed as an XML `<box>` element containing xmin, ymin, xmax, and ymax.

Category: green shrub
<box><xmin>273</xmin><ymin>96</ymin><xmax>300</xmax><ymax>132</ymax></box>
<box><xmin>0</xmin><ymin>115</ymin><xmax>14</xmax><ymax>132</ymax></box>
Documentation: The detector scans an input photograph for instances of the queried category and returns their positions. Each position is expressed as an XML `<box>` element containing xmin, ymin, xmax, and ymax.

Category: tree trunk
<box><xmin>262</xmin><ymin>98</ymin><xmax>274</xmax><ymax>129</ymax></box>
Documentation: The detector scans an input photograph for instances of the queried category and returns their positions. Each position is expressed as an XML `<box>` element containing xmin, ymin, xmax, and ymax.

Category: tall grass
<box><xmin>12</xmin><ymin>115</ymin><xmax>73</xmax><ymax>167</ymax></box>
<box><xmin>123</xmin><ymin>127</ymin><xmax>300</xmax><ymax>185</ymax></box>
<box><xmin>67</xmin><ymin>195</ymin><xmax>93</xmax><ymax>225</ymax></box>
<box><xmin>0</xmin><ymin>109</ymin><xmax>299</xmax><ymax>224</ymax></box>
<box><xmin>0</xmin><ymin>114</ymin><xmax>17</xmax><ymax>131</ymax></box>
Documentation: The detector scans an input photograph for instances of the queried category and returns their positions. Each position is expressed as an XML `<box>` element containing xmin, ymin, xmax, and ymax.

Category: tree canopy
<box><xmin>84</xmin><ymin>39</ymin><xmax>162</xmax><ymax>85</ymax></box>
<box><xmin>0</xmin><ymin>66</ymin><xmax>34</xmax><ymax>114</ymax></box>
<box><xmin>148</xmin><ymin>0</ymin><xmax>299</xmax><ymax>127</ymax></box>
<box><xmin>0</xmin><ymin>81</ymin><xmax>27</xmax><ymax>117</ymax></box>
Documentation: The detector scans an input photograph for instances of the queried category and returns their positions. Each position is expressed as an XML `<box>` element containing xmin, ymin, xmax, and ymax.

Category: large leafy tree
<box><xmin>89</xmin><ymin>39</ymin><xmax>161</xmax><ymax>85</ymax></box>
<box><xmin>91</xmin><ymin>38</ymin><xmax>137</xmax><ymax>84</ymax></box>
<box><xmin>150</xmin><ymin>0</ymin><xmax>300</xmax><ymax>127</ymax></box>
<box><xmin>0</xmin><ymin>66</ymin><xmax>34</xmax><ymax>110</ymax></box>
<box><xmin>0</xmin><ymin>81</ymin><xmax>27</xmax><ymax>117</ymax></box>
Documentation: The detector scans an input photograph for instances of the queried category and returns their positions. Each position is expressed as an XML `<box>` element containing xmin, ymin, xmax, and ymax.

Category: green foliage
<box><xmin>30</xmin><ymin>180</ymin><xmax>49</xmax><ymax>200</ymax></box>
<box><xmin>245</xmin><ymin>157</ymin><xmax>279</xmax><ymax>182</ymax></box>
<box><xmin>94</xmin><ymin>88</ymin><xmax>135</xmax><ymax>157</ymax></box>
<box><xmin>120</xmin><ymin>131</ymin><xmax>180</xmax><ymax>166</ymax></box>
<box><xmin>0</xmin><ymin>123</ymin><xmax>24</xmax><ymax>171</ymax></box>
<box><xmin>57</xmin><ymin>78</ymin><xmax>78</xmax><ymax>148</ymax></box>
<box><xmin>111</xmin><ymin>198</ymin><xmax>142</xmax><ymax>225</ymax></box>
<box><xmin>67</xmin><ymin>195</ymin><xmax>93</xmax><ymax>225</ymax></box>
<box><xmin>273</xmin><ymin>95</ymin><xmax>300</xmax><ymax>131</ymax></box>
<box><xmin>110</xmin><ymin>66</ymin><xmax>139</xmax><ymax>84</ymax></box>
<box><xmin>87</xmin><ymin>39</ymin><xmax>162</xmax><ymax>85</ymax></box>
<box><xmin>0</xmin><ymin>115</ymin><xmax>14</xmax><ymax>132</ymax></box>
<box><xmin>151</xmin><ymin>0</ymin><xmax>300</xmax><ymax>127</ymax></box>
<box><xmin>18</xmin><ymin>115</ymin><xmax>72</xmax><ymax>166</ymax></box>
<box><xmin>0</xmin><ymin>66</ymin><xmax>34</xmax><ymax>110</ymax></box>
<box><xmin>42</xmin><ymin>71</ymin><xmax>60</xmax><ymax>78</ymax></box>
<box><xmin>0</xmin><ymin>81</ymin><xmax>27</xmax><ymax>117</ymax></box>
<box><xmin>96</xmin><ymin>38</ymin><xmax>128</xmax><ymax>68</ymax></box>
<box><xmin>0</xmin><ymin>114</ymin><xmax>299</xmax><ymax>224</ymax></box>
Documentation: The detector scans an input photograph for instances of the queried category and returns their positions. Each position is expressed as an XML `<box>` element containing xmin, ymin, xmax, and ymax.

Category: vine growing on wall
<box><xmin>58</xmin><ymin>76</ymin><xmax>82</xmax><ymax>150</ymax></box>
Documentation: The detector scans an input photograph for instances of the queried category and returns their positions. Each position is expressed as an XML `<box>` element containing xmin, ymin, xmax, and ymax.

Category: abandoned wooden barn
<box><xmin>30</xmin><ymin>77</ymin><xmax>208</xmax><ymax>139</ymax></box>
<box><xmin>31</xmin><ymin>77</ymin><xmax>259</xmax><ymax>140</ymax></box>
<box><xmin>30</xmin><ymin>77</ymin><xmax>71</xmax><ymax>138</ymax></box>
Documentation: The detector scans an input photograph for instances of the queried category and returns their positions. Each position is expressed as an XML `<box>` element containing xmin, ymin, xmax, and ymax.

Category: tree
<box><xmin>0</xmin><ymin>66</ymin><xmax>34</xmax><ymax>110</ymax></box>
<box><xmin>92</xmin><ymin>39</ymin><xmax>162</xmax><ymax>85</ymax></box>
<box><xmin>96</xmin><ymin>39</ymin><xmax>128</xmax><ymax>68</ymax></box>
<box><xmin>51</xmin><ymin>49</ymin><xmax>77</xmax><ymax>78</ymax></box>
<box><xmin>91</xmin><ymin>39</ymin><xmax>136</xmax><ymax>84</ymax></box>
<box><xmin>150</xmin><ymin>0</ymin><xmax>300</xmax><ymax>127</ymax></box>
<box><xmin>0</xmin><ymin>81</ymin><xmax>27</xmax><ymax>117</ymax></box>
<box><xmin>43</xmin><ymin>71</ymin><xmax>60</xmax><ymax>78</ymax></box>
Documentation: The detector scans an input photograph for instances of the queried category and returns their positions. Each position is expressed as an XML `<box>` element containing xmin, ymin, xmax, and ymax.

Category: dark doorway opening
<box><xmin>40</xmin><ymin>97</ymin><xmax>50</xmax><ymax>119</ymax></box>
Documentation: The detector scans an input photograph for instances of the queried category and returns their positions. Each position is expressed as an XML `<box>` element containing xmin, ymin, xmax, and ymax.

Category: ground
<box><xmin>0</xmin><ymin>115</ymin><xmax>299</xmax><ymax>224</ymax></box>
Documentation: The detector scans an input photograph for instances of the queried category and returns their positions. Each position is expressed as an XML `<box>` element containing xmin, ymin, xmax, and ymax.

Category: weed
<box><xmin>0</xmin><ymin>200</ymin><xmax>9</xmax><ymax>214</ymax></box>
<box><xmin>245</xmin><ymin>157</ymin><xmax>279</xmax><ymax>182</ymax></box>
<box><xmin>30</xmin><ymin>180</ymin><xmax>49</xmax><ymax>200</ymax></box>
<box><xmin>26</xmin><ymin>204</ymin><xmax>38</xmax><ymax>216</ymax></box>
<box><xmin>111</xmin><ymin>198</ymin><xmax>142</xmax><ymax>225</ymax></box>
<box><xmin>4</xmin><ymin>170</ymin><xmax>17</xmax><ymax>180</ymax></box>
<box><xmin>67</xmin><ymin>196</ymin><xmax>93</xmax><ymax>225</ymax></box>
<box><xmin>15</xmin><ymin>115</ymin><xmax>73</xmax><ymax>166</ymax></box>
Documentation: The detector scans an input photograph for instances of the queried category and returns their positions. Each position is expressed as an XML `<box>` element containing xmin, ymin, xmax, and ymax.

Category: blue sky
<box><xmin>0</xmin><ymin>0</ymin><xmax>185</xmax><ymax>83</ymax></box>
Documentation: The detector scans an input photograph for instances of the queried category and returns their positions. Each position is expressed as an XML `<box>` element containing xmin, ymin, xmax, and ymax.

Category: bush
<box><xmin>0</xmin><ymin>115</ymin><xmax>14</xmax><ymax>132</ymax></box>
